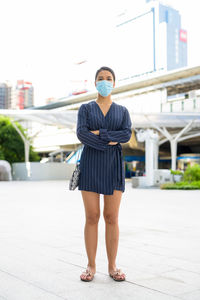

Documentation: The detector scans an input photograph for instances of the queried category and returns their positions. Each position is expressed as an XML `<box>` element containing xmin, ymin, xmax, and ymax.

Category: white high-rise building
<box><xmin>111</xmin><ymin>0</ymin><xmax>187</xmax><ymax>82</ymax></box>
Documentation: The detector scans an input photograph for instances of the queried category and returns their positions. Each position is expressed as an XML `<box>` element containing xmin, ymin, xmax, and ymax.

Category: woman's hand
<box><xmin>108</xmin><ymin>141</ymin><xmax>118</xmax><ymax>145</ymax></box>
<box><xmin>90</xmin><ymin>130</ymin><xmax>99</xmax><ymax>135</ymax></box>
<box><xmin>90</xmin><ymin>130</ymin><xmax>118</xmax><ymax>145</ymax></box>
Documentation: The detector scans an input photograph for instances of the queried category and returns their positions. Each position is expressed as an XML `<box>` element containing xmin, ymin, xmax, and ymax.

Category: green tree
<box><xmin>0</xmin><ymin>115</ymin><xmax>40</xmax><ymax>164</ymax></box>
<box><xmin>0</xmin><ymin>145</ymin><xmax>5</xmax><ymax>160</ymax></box>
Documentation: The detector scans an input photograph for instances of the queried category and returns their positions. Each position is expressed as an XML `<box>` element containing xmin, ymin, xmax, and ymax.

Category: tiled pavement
<box><xmin>0</xmin><ymin>179</ymin><xmax>200</xmax><ymax>300</ymax></box>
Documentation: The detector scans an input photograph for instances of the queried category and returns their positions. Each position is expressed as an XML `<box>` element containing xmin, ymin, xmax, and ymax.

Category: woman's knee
<box><xmin>86</xmin><ymin>212</ymin><xmax>100</xmax><ymax>225</ymax></box>
<box><xmin>103</xmin><ymin>212</ymin><xmax>118</xmax><ymax>225</ymax></box>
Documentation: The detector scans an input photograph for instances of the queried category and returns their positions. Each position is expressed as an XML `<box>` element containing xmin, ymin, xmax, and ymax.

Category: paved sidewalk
<box><xmin>0</xmin><ymin>180</ymin><xmax>200</xmax><ymax>300</ymax></box>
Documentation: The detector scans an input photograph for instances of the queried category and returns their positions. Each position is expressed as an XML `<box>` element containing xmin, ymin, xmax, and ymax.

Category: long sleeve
<box><xmin>99</xmin><ymin>107</ymin><xmax>132</xmax><ymax>143</ymax></box>
<box><xmin>76</xmin><ymin>104</ymin><xmax>110</xmax><ymax>151</ymax></box>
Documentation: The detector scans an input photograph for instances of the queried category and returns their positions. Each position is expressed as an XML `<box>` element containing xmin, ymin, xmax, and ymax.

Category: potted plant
<box><xmin>170</xmin><ymin>169</ymin><xmax>184</xmax><ymax>182</ymax></box>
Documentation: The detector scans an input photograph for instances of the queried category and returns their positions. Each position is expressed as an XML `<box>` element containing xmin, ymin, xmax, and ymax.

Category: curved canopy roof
<box><xmin>1</xmin><ymin>109</ymin><xmax>200</xmax><ymax>129</ymax></box>
<box><xmin>0</xmin><ymin>109</ymin><xmax>77</xmax><ymax>129</ymax></box>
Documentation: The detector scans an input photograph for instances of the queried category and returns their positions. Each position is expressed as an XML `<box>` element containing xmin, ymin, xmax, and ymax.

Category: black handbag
<box><xmin>69</xmin><ymin>146</ymin><xmax>83</xmax><ymax>190</ymax></box>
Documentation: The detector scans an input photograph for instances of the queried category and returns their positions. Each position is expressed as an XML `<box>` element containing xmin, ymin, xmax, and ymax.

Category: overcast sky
<box><xmin>0</xmin><ymin>0</ymin><xmax>200</xmax><ymax>106</ymax></box>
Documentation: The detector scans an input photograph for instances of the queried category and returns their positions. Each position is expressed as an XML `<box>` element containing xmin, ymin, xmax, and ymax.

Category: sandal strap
<box><xmin>82</xmin><ymin>267</ymin><xmax>94</xmax><ymax>277</ymax></box>
<box><xmin>111</xmin><ymin>268</ymin><xmax>125</xmax><ymax>276</ymax></box>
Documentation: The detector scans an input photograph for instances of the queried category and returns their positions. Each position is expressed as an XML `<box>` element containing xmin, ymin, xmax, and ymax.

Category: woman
<box><xmin>76</xmin><ymin>66</ymin><xmax>132</xmax><ymax>282</ymax></box>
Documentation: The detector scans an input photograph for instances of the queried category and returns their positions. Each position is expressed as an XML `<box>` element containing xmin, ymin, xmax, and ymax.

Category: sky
<box><xmin>0</xmin><ymin>0</ymin><xmax>200</xmax><ymax>106</ymax></box>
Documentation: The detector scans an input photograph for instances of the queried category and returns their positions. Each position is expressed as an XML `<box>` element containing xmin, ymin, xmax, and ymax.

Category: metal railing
<box><xmin>161</xmin><ymin>97</ymin><xmax>200</xmax><ymax>113</ymax></box>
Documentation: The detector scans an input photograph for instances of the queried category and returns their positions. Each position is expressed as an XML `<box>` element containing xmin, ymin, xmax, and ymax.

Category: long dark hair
<box><xmin>95</xmin><ymin>66</ymin><xmax>116</xmax><ymax>82</ymax></box>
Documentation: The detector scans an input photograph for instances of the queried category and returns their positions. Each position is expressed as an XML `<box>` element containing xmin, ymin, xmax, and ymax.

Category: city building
<box><xmin>0</xmin><ymin>81</ymin><xmax>13</xmax><ymax>109</ymax></box>
<box><xmin>16</xmin><ymin>80</ymin><xmax>34</xmax><ymax>109</ymax></box>
<box><xmin>114</xmin><ymin>0</ymin><xmax>187</xmax><ymax>82</ymax></box>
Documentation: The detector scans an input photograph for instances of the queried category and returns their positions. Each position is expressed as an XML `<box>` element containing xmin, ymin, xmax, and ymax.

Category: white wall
<box><xmin>116</xmin><ymin>89</ymin><xmax>164</xmax><ymax>113</ymax></box>
<box><xmin>12</xmin><ymin>162</ymin><xmax>75</xmax><ymax>181</ymax></box>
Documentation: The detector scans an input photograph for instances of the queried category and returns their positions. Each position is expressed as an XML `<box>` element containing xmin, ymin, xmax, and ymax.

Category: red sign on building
<box><xmin>180</xmin><ymin>29</ymin><xmax>187</xmax><ymax>43</ymax></box>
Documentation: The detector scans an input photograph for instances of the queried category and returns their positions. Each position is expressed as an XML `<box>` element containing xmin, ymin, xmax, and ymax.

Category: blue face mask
<box><xmin>96</xmin><ymin>80</ymin><xmax>113</xmax><ymax>97</ymax></box>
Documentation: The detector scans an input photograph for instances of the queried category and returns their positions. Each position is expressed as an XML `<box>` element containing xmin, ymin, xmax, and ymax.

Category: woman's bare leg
<box><xmin>80</xmin><ymin>190</ymin><xmax>100</xmax><ymax>279</ymax></box>
<box><xmin>103</xmin><ymin>190</ymin><xmax>125</xmax><ymax>279</ymax></box>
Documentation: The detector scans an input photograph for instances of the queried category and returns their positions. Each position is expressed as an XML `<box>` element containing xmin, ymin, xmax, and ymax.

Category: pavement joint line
<box><xmin>58</xmin><ymin>242</ymin><xmax>200</xmax><ymax>268</ymax></box>
<box><xmin>121</xmin><ymin>244</ymin><xmax>200</xmax><ymax>264</ymax></box>
<box><xmin>121</xmin><ymin>245</ymin><xmax>176</xmax><ymax>258</ymax></box>
<box><xmin>120</xmin><ymin>280</ymin><xmax>184</xmax><ymax>299</ymax></box>
<box><xmin>121</xmin><ymin>245</ymin><xmax>171</xmax><ymax>256</ymax></box>
<box><xmin>178</xmin><ymin>288</ymin><xmax>200</xmax><ymax>298</ymax></box>
<box><xmin>57</xmin><ymin>259</ymin><xmax>183</xmax><ymax>299</ymax></box>
<box><xmin>0</xmin><ymin>294</ymin><xmax>8</xmax><ymax>300</ymax></box>
<box><xmin>166</xmin><ymin>266</ymin><xmax>200</xmax><ymax>276</ymax></box>
<box><xmin>0</xmin><ymin>268</ymin><xmax>69</xmax><ymax>300</ymax></box>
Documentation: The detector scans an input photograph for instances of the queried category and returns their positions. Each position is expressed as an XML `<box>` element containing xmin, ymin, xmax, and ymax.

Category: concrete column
<box><xmin>145</xmin><ymin>134</ymin><xmax>155</xmax><ymax>186</ymax></box>
<box><xmin>11</xmin><ymin>120</ymin><xmax>30</xmax><ymax>163</ymax></box>
<box><xmin>137</xmin><ymin>129</ymin><xmax>159</xmax><ymax>186</ymax></box>
<box><xmin>154</xmin><ymin>141</ymin><xmax>159</xmax><ymax>169</ymax></box>
<box><xmin>170</xmin><ymin>139</ymin><xmax>177</xmax><ymax>170</ymax></box>
<box><xmin>25</xmin><ymin>141</ymin><xmax>30</xmax><ymax>163</ymax></box>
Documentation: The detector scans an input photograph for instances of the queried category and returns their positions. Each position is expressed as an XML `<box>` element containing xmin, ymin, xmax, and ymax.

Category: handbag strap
<box><xmin>76</xmin><ymin>145</ymin><xmax>84</xmax><ymax>164</ymax></box>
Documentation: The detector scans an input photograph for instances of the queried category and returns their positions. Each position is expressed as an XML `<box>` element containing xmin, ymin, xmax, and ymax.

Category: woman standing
<box><xmin>76</xmin><ymin>66</ymin><xmax>132</xmax><ymax>282</ymax></box>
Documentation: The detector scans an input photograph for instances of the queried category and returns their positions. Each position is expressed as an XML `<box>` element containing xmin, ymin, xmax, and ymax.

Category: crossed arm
<box><xmin>76</xmin><ymin>104</ymin><xmax>132</xmax><ymax>151</ymax></box>
<box><xmin>76</xmin><ymin>104</ymin><xmax>113</xmax><ymax>151</ymax></box>
<box><xmin>95</xmin><ymin>108</ymin><xmax>132</xmax><ymax>143</ymax></box>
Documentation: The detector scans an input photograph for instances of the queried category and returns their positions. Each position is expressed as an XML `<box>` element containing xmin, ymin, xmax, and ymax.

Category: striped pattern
<box><xmin>76</xmin><ymin>100</ymin><xmax>132</xmax><ymax>195</ymax></box>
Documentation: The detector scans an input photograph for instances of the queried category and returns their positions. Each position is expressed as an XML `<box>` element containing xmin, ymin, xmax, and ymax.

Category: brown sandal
<box><xmin>80</xmin><ymin>267</ymin><xmax>95</xmax><ymax>282</ymax></box>
<box><xmin>109</xmin><ymin>268</ymin><xmax>126</xmax><ymax>281</ymax></box>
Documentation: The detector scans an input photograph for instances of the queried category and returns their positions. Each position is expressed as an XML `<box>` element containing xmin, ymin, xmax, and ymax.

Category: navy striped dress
<box><xmin>76</xmin><ymin>100</ymin><xmax>132</xmax><ymax>195</ymax></box>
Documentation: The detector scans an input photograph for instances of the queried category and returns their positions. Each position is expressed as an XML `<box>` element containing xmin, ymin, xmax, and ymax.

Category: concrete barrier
<box><xmin>132</xmin><ymin>176</ymin><xmax>147</xmax><ymax>188</ymax></box>
<box><xmin>0</xmin><ymin>160</ymin><xmax>12</xmax><ymax>181</ymax></box>
<box><xmin>12</xmin><ymin>162</ymin><xmax>75</xmax><ymax>181</ymax></box>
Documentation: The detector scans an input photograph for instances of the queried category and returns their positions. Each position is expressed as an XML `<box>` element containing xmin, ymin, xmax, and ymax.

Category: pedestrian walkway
<box><xmin>0</xmin><ymin>180</ymin><xmax>200</xmax><ymax>300</ymax></box>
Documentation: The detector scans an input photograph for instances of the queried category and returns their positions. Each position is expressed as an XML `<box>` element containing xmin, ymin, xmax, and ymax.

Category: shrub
<box><xmin>160</xmin><ymin>180</ymin><xmax>200</xmax><ymax>190</ymax></box>
<box><xmin>183</xmin><ymin>164</ymin><xmax>200</xmax><ymax>182</ymax></box>
<box><xmin>170</xmin><ymin>169</ymin><xmax>184</xmax><ymax>175</ymax></box>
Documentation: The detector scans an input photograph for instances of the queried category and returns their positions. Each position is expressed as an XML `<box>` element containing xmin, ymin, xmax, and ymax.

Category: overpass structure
<box><xmin>28</xmin><ymin>65</ymin><xmax>200</xmax><ymax>112</ymax></box>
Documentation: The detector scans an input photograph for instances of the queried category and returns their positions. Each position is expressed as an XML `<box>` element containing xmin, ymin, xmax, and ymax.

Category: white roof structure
<box><xmin>1</xmin><ymin>109</ymin><xmax>200</xmax><ymax>130</ymax></box>
<box><xmin>1</xmin><ymin>109</ymin><xmax>200</xmax><ymax>152</ymax></box>
<box><xmin>1</xmin><ymin>104</ymin><xmax>200</xmax><ymax>189</ymax></box>
<box><xmin>1</xmin><ymin>108</ymin><xmax>200</xmax><ymax>184</ymax></box>
<box><xmin>0</xmin><ymin>109</ymin><xmax>77</xmax><ymax>129</ymax></box>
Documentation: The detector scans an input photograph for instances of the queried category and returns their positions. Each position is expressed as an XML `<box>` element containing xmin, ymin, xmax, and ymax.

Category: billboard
<box><xmin>179</xmin><ymin>29</ymin><xmax>187</xmax><ymax>43</ymax></box>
